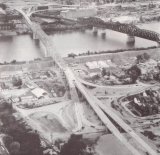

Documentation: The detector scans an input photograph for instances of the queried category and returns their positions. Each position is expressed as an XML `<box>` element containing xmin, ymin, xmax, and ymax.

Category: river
<box><xmin>0</xmin><ymin>22</ymin><xmax>159</xmax><ymax>62</ymax></box>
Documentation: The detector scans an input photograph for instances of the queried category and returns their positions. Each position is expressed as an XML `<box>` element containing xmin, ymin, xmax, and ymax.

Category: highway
<box><xmin>15</xmin><ymin>8</ymin><xmax>158</xmax><ymax>155</ymax></box>
<box><xmin>74</xmin><ymin>80</ymin><xmax>143</xmax><ymax>155</ymax></box>
<box><xmin>96</xmin><ymin>97</ymin><xmax>157</xmax><ymax>155</ymax></box>
<box><xmin>74</xmin><ymin>80</ymin><xmax>158</xmax><ymax>155</ymax></box>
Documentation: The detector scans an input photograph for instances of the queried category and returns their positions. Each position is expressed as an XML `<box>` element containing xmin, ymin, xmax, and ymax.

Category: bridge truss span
<box><xmin>79</xmin><ymin>17</ymin><xmax>160</xmax><ymax>43</ymax></box>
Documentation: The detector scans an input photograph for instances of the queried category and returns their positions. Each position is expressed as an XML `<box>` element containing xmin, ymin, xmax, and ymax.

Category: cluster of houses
<box><xmin>125</xmin><ymin>88</ymin><xmax>160</xmax><ymax>117</ymax></box>
<box><xmin>0</xmin><ymin>70</ymin><xmax>60</xmax><ymax>109</ymax></box>
<box><xmin>84</xmin><ymin>56</ymin><xmax>160</xmax><ymax>85</ymax></box>
<box><xmin>138</xmin><ymin>59</ymin><xmax>160</xmax><ymax>81</ymax></box>
<box><xmin>85</xmin><ymin>60</ymin><xmax>116</xmax><ymax>72</ymax></box>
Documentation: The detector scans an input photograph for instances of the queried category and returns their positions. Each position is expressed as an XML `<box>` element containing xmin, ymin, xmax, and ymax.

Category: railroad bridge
<box><xmin>78</xmin><ymin>17</ymin><xmax>160</xmax><ymax>44</ymax></box>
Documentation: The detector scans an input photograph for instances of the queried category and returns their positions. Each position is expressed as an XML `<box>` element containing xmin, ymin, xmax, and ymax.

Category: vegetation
<box><xmin>66</xmin><ymin>0</ymin><xmax>74</xmax><ymax>5</ymax></box>
<box><xmin>127</xmin><ymin>65</ymin><xmax>141</xmax><ymax>83</ymax></box>
<box><xmin>73</xmin><ymin>46</ymin><xmax>157</xmax><ymax>57</ymax></box>
<box><xmin>101</xmin><ymin>68</ymin><xmax>110</xmax><ymax>77</ymax></box>
<box><xmin>10</xmin><ymin>60</ymin><xmax>17</xmax><ymax>64</ymax></box>
<box><xmin>136</xmin><ymin>53</ymin><xmax>150</xmax><ymax>64</ymax></box>
<box><xmin>68</xmin><ymin>53</ymin><xmax>77</xmax><ymax>58</ymax></box>
<box><xmin>60</xmin><ymin>134</ymin><xmax>93</xmax><ymax>155</ymax></box>
<box><xmin>0</xmin><ymin>99</ymin><xmax>43</xmax><ymax>155</ymax></box>
<box><xmin>12</xmin><ymin>76</ymin><xmax>22</xmax><ymax>87</ymax></box>
<box><xmin>142</xmin><ymin>131</ymin><xmax>157</xmax><ymax>140</ymax></box>
<box><xmin>101</xmin><ymin>68</ymin><xmax>107</xmax><ymax>77</ymax></box>
<box><xmin>0</xmin><ymin>3</ymin><xmax>7</xmax><ymax>10</ymax></box>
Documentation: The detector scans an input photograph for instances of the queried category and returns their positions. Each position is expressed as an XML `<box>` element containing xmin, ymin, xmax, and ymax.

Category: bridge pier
<box><xmin>127</xmin><ymin>35</ymin><xmax>135</xmax><ymax>44</ymax></box>
<box><xmin>93</xmin><ymin>27</ymin><xmax>98</xmax><ymax>35</ymax></box>
<box><xmin>157</xmin><ymin>42</ymin><xmax>160</xmax><ymax>47</ymax></box>
<box><xmin>32</xmin><ymin>32</ymin><xmax>38</xmax><ymax>40</ymax></box>
<box><xmin>101</xmin><ymin>31</ymin><xmax>106</xmax><ymax>39</ymax></box>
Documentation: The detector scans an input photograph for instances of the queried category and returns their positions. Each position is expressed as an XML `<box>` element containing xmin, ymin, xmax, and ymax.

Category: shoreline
<box><xmin>66</xmin><ymin>46</ymin><xmax>159</xmax><ymax>58</ymax></box>
<box><xmin>0</xmin><ymin>19</ymin><xmax>159</xmax><ymax>37</ymax></box>
<box><xmin>64</xmin><ymin>47</ymin><xmax>160</xmax><ymax>64</ymax></box>
<box><xmin>0</xmin><ymin>46</ymin><xmax>159</xmax><ymax>66</ymax></box>
<box><xmin>1</xmin><ymin>46</ymin><xmax>159</xmax><ymax>66</ymax></box>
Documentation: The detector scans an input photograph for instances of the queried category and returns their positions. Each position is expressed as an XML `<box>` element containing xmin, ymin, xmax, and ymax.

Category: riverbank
<box><xmin>97</xmin><ymin>1</ymin><xmax>160</xmax><ymax>24</ymax></box>
<box><xmin>0</xmin><ymin>57</ymin><xmax>53</xmax><ymax>72</ymax></box>
<box><xmin>1</xmin><ymin>21</ymin><xmax>160</xmax><ymax>63</ymax></box>
<box><xmin>0</xmin><ymin>29</ymin><xmax>31</xmax><ymax>37</ymax></box>
<box><xmin>66</xmin><ymin>46</ymin><xmax>158</xmax><ymax>61</ymax></box>
<box><xmin>65</xmin><ymin>47</ymin><xmax>160</xmax><ymax>64</ymax></box>
<box><xmin>44</xmin><ymin>25</ymin><xmax>89</xmax><ymax>32</ymax></box>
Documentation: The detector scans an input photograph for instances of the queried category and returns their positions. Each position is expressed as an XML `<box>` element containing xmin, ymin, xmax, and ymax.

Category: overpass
<box><xmin>15</xmin><ymin>8</ymin><xmax>158</xmax><ymax>155</ymax></box>
<box><xmin>74</xmin><ymin>80</ymin><xmax>158</xmax><ymax>155</ymax></box>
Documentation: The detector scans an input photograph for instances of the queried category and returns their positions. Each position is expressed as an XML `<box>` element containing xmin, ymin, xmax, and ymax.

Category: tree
<box><xmin>12</xmin><ymin>76</ymin><xmax>22</xmax><ymax>87</ymax></box>
<box><xmin>66</xmin><ymin>0</ymin><xmax>74</xmax><ymax>5</ymax></box>
<box><xmin>143</xmin><ymin>53</ymin><xmax>150</xmax><ymax>61</ymax></box>
<box><xmin>11</xmin><ymin>60</ymin><xmax>16</xmax><ymax>64</ymax></box>
<box><xmin>127</xmin><ymin>65</ymin><xmax>141</xmax><ymax>83</ymax></box>
<box><xmin>91</xmin><ymin>74</ymin><xmax>100</xmax><ymax>82</ymax></box>
<box><xmin>87</xmin><ymin>51</ymin><xmax>90</xmax><ymax>55</ymax></box>
<box><xmin>68</xmin><ymin>53</ymin><xmax>77</xmax><ymax>58</ymax></box>
<box><xmin>0</xmin><ymin>3</ymin><xmax>7</xmax><ymax>10</ymax></box>
<box><xmin>60</xmin><ymin>134</ymin><xmax>87</xmax><ymax>155</ymax></box>
<box><xmin>136</xmin><ymin>54</ymin><xmax>142</xmax><ymax>63</ymax></box>
<box><xmin>0</xmin><ymin>98</ymin><xmax>43</xmax><ymax>155</ymax></box>
<box><xmin>9</xmin><ymin>141</ymin><xmax>20</xmax><ymax>155</ymax></box>
<box><xmin>136</xmin><ymin>53</ymin><xmax>150</xmax><ymax>64</ymax></box>
<box><xmin>3</xmin><ymin>135</ymin><xmax>13</xmax><ymax>149</ymax></box>
<box><xmin>101</xmin><ymin>68</ymin><xmax>107</xmax><ymax>77</ymax></box>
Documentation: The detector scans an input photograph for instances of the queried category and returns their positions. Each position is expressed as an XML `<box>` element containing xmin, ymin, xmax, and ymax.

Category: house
<box><xmin>25</xmin><ymin>82</ymin><xmax>36</xmax><ymax>89</ymax></box>
<box><xmin>31</xmin><ymin>88</ymin><xmax>47</xmax><ymax>99</ymax></box>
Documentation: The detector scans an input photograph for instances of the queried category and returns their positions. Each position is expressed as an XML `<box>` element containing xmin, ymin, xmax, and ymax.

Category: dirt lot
<box><xmin>30</xmin><ymin>112</ymin><xmax>67</xmax><ymax>133</ymax></box>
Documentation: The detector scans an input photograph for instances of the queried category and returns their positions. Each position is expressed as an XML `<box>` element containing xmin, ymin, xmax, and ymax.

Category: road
<box><xmin>75</xmin><ymin>81</ymin><xmax>158</xmax><ymax>155</ymax></box>
<box><xmin>14</xmin><ymin>7</ymin><xmax>158</xmax><ymax>155</ymax></box>
<box><xmin>74</xmin><ymin>80</ymin><xmax>143</xmax><ymax>155</ymax></box>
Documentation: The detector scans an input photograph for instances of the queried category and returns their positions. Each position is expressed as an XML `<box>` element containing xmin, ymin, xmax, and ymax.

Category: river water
<box><xmin>0</xmin><ymin>22</ymin><xmax>159</xmax><ymax>62</ymax></box>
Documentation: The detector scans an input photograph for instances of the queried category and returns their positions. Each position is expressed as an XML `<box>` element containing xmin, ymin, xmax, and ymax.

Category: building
<box><xmin>0</xmin><ymin>8</ymin><xmax>22</xmax><ymax>31</ymax></box>
<box><xmin>31</xmin><ymin>88</ymin><xmax>48</xmax><ymax>99</ymax></box>
<box><xmin>0</xmin><ymin>8</ymin><xmax>5</xmax><ymax>15</ymax></box>
<box><xmin>60</xmin><ymin>8</ymin><xmax>97</xmax><ymax>19</ymax></box>
<box><xmin>113</xmin><ymin>16</ymin><xmax>139</xmax><ymax>24</ymax></box>
<box><xmin>86</xmin><ymin>60</ymin><xmax>115</xmax><ymax>70</ymax></box>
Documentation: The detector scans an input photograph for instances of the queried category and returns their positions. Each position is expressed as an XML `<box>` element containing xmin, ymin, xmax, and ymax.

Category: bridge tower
<box><xmin>127</xmin><ymin>34</ymin><xmax>135</xmax><ymax>44</ymax></box>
